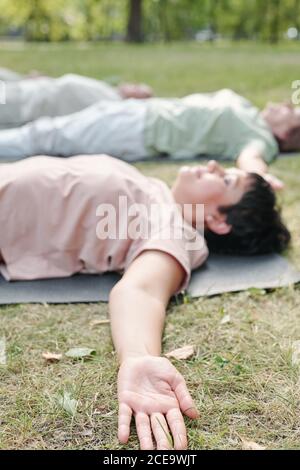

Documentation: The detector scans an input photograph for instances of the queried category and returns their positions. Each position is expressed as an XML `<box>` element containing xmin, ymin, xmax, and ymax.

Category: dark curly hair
<box><xmin>205</xmin><ymin>173</ymin><xmax>291</xmax><ymax>255</ymax></box>
<box><xmin>277</xmin><ymin>125</ymin><xmax>300</xmax><ymax>152</ymax></box>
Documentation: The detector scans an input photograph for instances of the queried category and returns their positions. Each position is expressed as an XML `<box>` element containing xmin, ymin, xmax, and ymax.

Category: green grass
<box><xmin>1</xmin><ymin>40</ymin><xmax>300</xmax><ymax>106</ymax></box>
<box><xmin>0</xmin><ymin>41</ymin><xmax>300</xmax><ymax>450</ymax></box>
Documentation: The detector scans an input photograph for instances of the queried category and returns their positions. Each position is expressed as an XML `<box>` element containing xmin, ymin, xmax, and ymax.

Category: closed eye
<box><xmin>224</xmin><ymin>173</ymin><xmax>240</xmax><ymax>189</ymax></box>
<box><xmin>224</xmin><ymin>175</ymin><xmax>231</xmax><ymax>186</ymax></box>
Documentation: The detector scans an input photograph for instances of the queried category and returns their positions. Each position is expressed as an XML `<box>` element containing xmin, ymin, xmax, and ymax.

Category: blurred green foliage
<box><xmin>0</xmin><ymin>0</ymin><xmax>299</xmax><ymax>43</ymax></box>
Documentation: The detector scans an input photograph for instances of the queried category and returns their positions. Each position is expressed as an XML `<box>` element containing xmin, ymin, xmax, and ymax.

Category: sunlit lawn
<box><xmin>0</xmin><ymin>41</ymin><xmax>300</xmax><ymax>450</ymax></box>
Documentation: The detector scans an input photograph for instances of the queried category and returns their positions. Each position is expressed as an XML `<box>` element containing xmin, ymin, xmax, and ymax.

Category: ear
<box><xmin>205</xmin><ymin>213</ymin><xmax>232</xmax><ymax>235</ymax></box>
<box><xmin>276</xmin><ymin>128</ymin><xmax>289</xmax><ymax>140</ymax></box>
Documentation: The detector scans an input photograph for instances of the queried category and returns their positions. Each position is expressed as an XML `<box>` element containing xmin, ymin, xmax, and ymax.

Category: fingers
<box><xmin>150</xmin><ymin>413</ymin><xmax>173</xmax><ymax>450</ymax></box>
<box><xmin>118</xmin><ymin>402</ymin><xmax>132</xmax><ymax>444</ymax></box>
<box><xmin>264</xmin><ymin>174</ymin><xmax>285</xmax><ymax>191</ymax></box>
<box><xmin>172</xmin><ymin>373</ymin><xmax>199</xmax><ymax>419</ymax></box>
<box><xmin>137</xmin><ymin>410</ymin><xmax>187</xmax><ymax>450</ymax></box>
<box><xmin>207</xmin><ymin>160</ymin><xmax>217</xmax><ymax>171</ymax></box>
<box><xmin>270</xmin><ymin>178</ymin><xmax>284</xmax><ymax>191</ymax></box>
<box><xmin>166</xmin><ymin>408</ymin><xmax>188</xmax><ymax>450</ymax></box>
<box><xmin>135</xmin><ymin>412</ymin><xmax>154</xmax><ymax>450</ymax></box>
<box><xmin>274</xmin><ymin>179</ymin><xmax>284</xmax><ymax>190</ymax></box>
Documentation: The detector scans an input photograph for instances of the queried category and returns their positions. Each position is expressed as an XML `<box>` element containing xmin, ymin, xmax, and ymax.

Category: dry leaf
<box><xmin>241</xmin><ymin>437</ymin><xmax>266</xmax><ymax>450</ymax></box>
<box><xmin>291</xmin><ymin>340</ymin><xmax>300</xmax><ymax>366</ymax></box>
<box><xmin>65</xmin><ymin>347</ymin><xmax>96</xmax><ymax>359</ymax></box>
<box><xmin>42</xmin><ymin>351</ymin><xmax>62</xmax><ymax>362</ymax></box>
<box><xmin>93</xmin><ymin>405</ymin><xmax>107</xmax><ymax>415</ymax></box>
<box><xmin>90</xmin><ymin>319</ymin><xmax>110</xmax><ymax>327</ymax></box>
<box><xmin>220</xmin><ymin>314</ymin><xmax>231</xmax><ymax>325</ymax></box>
<box><xmin>165</xmin><ymin>345</ymin><xmax>195</xmax><ymax>360</ymax></box>
<box><xmin>0</xmin><ymin>337</ymin><xmax>6</xmax><ymax>366</ymax></box>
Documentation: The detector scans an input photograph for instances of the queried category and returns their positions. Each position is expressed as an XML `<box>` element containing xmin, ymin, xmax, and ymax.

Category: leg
<box><xmin>0</xmin><ymin>67</ymin><xmax>24</xmax><ymax>82</ymax></box>
<box><xmin>0</xmin><ymin>100</ymin><xmax>147</xmax><ymax>161</ymax></box>
<box><xmin>0</xmin><ymin>77</ymin><xmax>59</xmax><ymax>128</ymax></box>
<box><xmin>0</xmin><ymin>74</ymin><xmax>122</xmax><ymax>129</ymax></box>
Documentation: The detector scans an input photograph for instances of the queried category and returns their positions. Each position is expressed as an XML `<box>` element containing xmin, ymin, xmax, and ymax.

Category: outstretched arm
<box><xmin>237</xmin><ymin>142</ymin><xmax>284</xmax><ymax>191</ymax></box>
<box><xmin>109</xmin><ymin>250</ymin><xmax>199</xmax><ymax>450</ymax></box>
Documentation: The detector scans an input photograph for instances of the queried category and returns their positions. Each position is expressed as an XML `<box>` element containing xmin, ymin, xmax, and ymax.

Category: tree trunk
<box><xmin>208</xmin><ymin>0</ymin><xmax>219</xmax><ymax>36</ymax></box>
<box><xmin>294</xmin><ymin>0</ymin><xmax>300</xmax><ymax>31</ymax></box>
<box><xmin>159</xmin><ymin>0</ymin><xmax>171</xmax><ymax>42</ymax></box>
<box><xmin>269</xmin><ymin>0</ymin><xmax>280</xmax><ymax>43</ymax></box>
<box><xmin>126</xmin><ymin>0</ymin><xmax>143</xmax><ymax>42</ymax></box>
<box><xmin>254</xmin><ymin>0</ymin><xmax>269</xmax><ymax>40</ymax></box>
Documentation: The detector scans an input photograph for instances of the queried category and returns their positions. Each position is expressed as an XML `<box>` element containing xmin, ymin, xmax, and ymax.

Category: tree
<box><xmin>127</xmin><ymin>0</ymin><xmax>143</xmax><ymax>42</ymax></box>
<box><xmin>0</xmin><ymin>0</ymin><xmax>298</xmax><ymax>43</ymax></box>
<box><xmin>269</xmin><ymin>0</ymin><xmax>281</xmax><ymax>43</ymax></box>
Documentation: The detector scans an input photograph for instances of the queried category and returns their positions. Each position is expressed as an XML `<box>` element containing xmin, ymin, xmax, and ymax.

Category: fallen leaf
<box><xmin>90</xmin><ymin>319</ymin><xmax>110</xmax><ymax>327</ymax></box>
<box><xmin>241</xmin><ymin>437</ymin><xmax>266</xmax><ymax>450</ymax></box>
<box><xmin>42</xmin><ymin>351</ymin><xmax>62</xmax><ymax>362</ymax></box>
<box><xmin>291</xmin><ymin>340</ymin><xmax>300</xmax><ymax>366</ymax></box>
<box><xmin>93</xmin><ymin>405</ymin><xmax>108</xmax><ymax>415</ymax></box>
<box><xmin>0</xmin><ymin>337</ymin><xmax>6</xmax><ymax>366</ymax></box>
<box><xmin>57</xmin><ymin>391</ymin><xmax>78</xmax><ymax>417</ymax></box>
<box><xmin>220</xmin><ymin>314</ymin><xmax>231</xmax><ymax>325</ymax></box>
<box><xmin>65</xmin><ymin>347</ymin><xmax>96</xmax><ymax>359</ymax></box>
<box><xmin>165</xmin><ymin>345</ymin><xmax>195</xmax><ymax>360</ymax></box>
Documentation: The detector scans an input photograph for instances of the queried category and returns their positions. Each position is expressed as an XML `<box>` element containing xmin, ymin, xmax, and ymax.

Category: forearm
<box><xmin>237</xmin><ymin>147</ymin><xmax>268</xmax><ymax>175</ymax></box>
<box><xmin>109</xmin><ymin>283</ymin><xmax>166</xmax><ymax>363</ymax></box>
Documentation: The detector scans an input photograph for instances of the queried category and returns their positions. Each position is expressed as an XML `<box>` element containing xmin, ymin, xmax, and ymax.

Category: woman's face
<box><xmin>171</xmin><ymin>160</ymin><xmax>250</xmax><ymax>227</ymax></box>
<box><xmin>261</xmin><ymin>102</ymin><xmax>300</xmax><ymax>140</ymax></box>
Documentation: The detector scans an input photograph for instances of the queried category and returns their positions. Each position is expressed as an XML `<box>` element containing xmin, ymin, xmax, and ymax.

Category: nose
<box><xmin>207</xmin><ymin>160</ymin><xmax>224</xmax><ymax>176</ymax></box>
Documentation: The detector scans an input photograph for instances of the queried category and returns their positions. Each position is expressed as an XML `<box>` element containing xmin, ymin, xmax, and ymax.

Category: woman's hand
<box><xmin>117</xmin><ymin>355</ymin><xmax>199</xmax><ymax>450</ymax></box>
<box><xmin>118</xmin><ymin>83</ymin><xmax>153</xmax><ymax>99</ymax></box>
<box><xmin>263</xmin><ymin>173</ymin><xmax>285</xmax><ymax>191</ymax></box>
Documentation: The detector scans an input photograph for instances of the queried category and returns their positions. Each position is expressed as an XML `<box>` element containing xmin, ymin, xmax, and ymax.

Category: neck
<box><xmin>171</xmin><ymin>186</ymin><xmax>205</xmax><ymax>229</ymax></box>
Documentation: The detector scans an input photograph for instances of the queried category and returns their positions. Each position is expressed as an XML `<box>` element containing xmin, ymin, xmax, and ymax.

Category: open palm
<box><xmin>117</xmin><ymin>356</ymin><xmax>199</xmax><ymax>450</ymax></box>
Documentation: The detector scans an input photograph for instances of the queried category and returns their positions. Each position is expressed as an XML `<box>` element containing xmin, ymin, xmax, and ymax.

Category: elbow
<box><xmin>109</xmin><ymin>279</ymin><xmax>143</xmax><ymax>304</ymax></box>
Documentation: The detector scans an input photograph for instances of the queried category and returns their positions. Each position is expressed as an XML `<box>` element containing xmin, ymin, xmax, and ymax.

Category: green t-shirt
<box><xmin>144</xmin><ymin>89</ymin><xmax>278</xmax><ymax>163</ymax></box>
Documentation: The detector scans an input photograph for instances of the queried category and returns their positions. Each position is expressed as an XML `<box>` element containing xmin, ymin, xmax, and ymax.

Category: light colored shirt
<box><xmin>0</xmin><ymin>88</ymin><xmax>278</xmax><ymax>164</ymax></box>
<box><xmin>144</xmin><ymin>89</ymin><xmax>278</xmax><ymax>163</ymax></box>
<box><xmin>0</xmin><ymin>155</ymin><xmax>208</xmax><ymax>292</ymax></box>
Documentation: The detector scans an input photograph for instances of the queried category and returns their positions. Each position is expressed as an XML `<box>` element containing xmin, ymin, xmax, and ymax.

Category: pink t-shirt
<box><xmin>0</xmin><ymin>155</ymin><xmax>208</xmax><ymax>292</ymax></box>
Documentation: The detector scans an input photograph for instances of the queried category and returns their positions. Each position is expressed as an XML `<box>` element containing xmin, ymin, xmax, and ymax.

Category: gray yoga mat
<box><xmin>0</xmin><ymin>254</ymin><xmax>299</xmax><ymax>305</ymax></box>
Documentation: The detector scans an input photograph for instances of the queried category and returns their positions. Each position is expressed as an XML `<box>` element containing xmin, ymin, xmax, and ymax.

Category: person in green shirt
<box><xmin>0</xmin><ymin>88</ymin><xmax>299</xmax><ymax>190</ymax></box>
